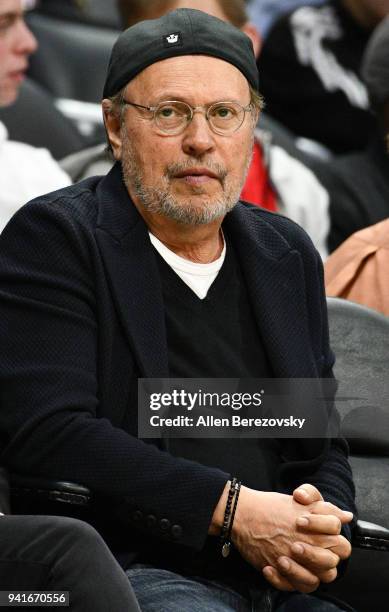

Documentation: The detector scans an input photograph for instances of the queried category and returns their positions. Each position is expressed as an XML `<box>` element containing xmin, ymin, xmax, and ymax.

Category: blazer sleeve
<box><xmin>0</xmin><ymin>195</ymin><xmax>228</xmax><ymax>551</ymax></box>
<box><xmin>307</xmin><ymin>256</ymin><xmax>357</xmax><ymax>542</ymax></box>
<box><xmin>281</xmin><ymin>245</ymin><xmax>357</xmax><ymax>541</ymax></box>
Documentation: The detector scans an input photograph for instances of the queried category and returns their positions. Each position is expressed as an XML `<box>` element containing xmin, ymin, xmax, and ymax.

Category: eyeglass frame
<box><xmin>120</xmin><ymin>98</ymin><xmax>254</xmax><ymax>136</ymax></box>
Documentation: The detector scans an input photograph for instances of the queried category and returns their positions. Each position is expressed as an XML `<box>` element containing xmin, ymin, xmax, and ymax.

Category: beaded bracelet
<box><xmin>220</xmin><ymin>478</ymin><xmax>241</xmax><ymax>558</ymax></box>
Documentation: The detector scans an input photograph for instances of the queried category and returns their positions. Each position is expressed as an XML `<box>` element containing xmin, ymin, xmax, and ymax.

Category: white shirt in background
<box><xmin>0</xmin><ymin>120</ymin><xmax>71</xmax><ymax>233</ymax></box>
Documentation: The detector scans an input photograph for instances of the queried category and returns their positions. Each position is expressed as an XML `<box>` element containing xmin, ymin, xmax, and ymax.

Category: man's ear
<box><xmin>102</xmin><ymin>99</ymin><xmax>123</xmax><ymax>160</ymax></box>
<box><xmin>241</xmin><ymin>22</ymin><xmax>262</xmax><ymax>59</ymax></box>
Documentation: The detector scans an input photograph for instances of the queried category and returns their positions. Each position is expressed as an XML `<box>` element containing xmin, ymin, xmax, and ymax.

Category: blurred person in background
<box><xmin>323</xmin><ymin>16</ymin><xmax>389</xmax><ymax>313</ymax></box>
<box><xmin>325</xmin><ymin>218</ymin><xmax>389</xmax><ymax>316</ymax></box>
<box><xmin>247</xmin><ymin>0</ymin><xmax>323</xmax><ymax>38</ymax></box>
<box><xmin>258</xmin><ymin>0</ymin><xmax>389</xmax><ymax>154</ymax></box>
<box><xmin>82</xmin><ymin>0</ymin><xmax>330</xmax><ymax>258</ymax></box>
<box><xmin>0</xmin><ymin>0</ymin><xmax>70</xmax><ymax>233</ymax></box>
<box><xmin>313</xmin><ymin>15</ymin><xmax>389</xmax><ymax>251</ymax></box>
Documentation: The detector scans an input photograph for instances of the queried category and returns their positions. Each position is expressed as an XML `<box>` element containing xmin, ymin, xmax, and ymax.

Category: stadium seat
<box><xmin>0</xmin><ymin>77</ymin><xmax>86</xmax><ymax>159</ymax></box>
<box><xmin>326</xmin><ymin>297</ymin><xmax>389</xmax><ymax>611</ymax></box>
<box><xmin>26</xmin><ymin>12</ymin><xmax>118</xmax><ymax>104</ymax></box>
<box><xmin>34</xmin><ymin>0</ymin><xmax>121</xmax><ymax>30</ymax></box>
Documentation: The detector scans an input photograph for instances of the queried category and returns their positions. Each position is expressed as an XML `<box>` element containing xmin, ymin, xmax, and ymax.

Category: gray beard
<box><xmin>120</xmin><ymin>129</ymin><xmax>253</xmax><ymax>226</ymax></box>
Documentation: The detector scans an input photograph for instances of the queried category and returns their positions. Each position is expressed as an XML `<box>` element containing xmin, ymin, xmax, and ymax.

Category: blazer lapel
<box><xmin>94</xmin><ymin>166</ymin><xmax>316</xmax><ymax>379</ymax></box>
<box><xmin>95</xmin><ymin>164</ymin><xmax>169</xmax><ymax>378</ymax></box>
<box><xmin>225</xmin><ymin>205</ymin><xmax>318</xmax><ymax>378</ymax></box>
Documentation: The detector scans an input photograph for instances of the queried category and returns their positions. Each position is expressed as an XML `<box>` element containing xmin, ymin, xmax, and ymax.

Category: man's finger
<box><xmin>317</xmin><ymin>568</ymin><xmax>338</xmax><ymax>584</ymax></box>
<box><xmin>309</xmin><ymin>501</ymin><xmax>353</xmax><ymax>523</ymax></box>
<box><xmin>328</xmin><ymin>536</ymin><xmax>352</xmax><ymax>560</ymax></box>
<box><xmin>262</xmin><ymin>566</ymin><xmax>295</xmax><ymax>592</ymax></box>
<box><xmin>298</xmin><ymin>533</ymin><xmax>352</xmax><ymax>561</ymax></box>
<box><xmin>275</xmin><ymin>557</ymin><xmax>320</xmax><ymax>594</ymax></box>
<box><xmin>296</xmin><ymin>513</ymin><xmax>342</xmax><ymax>535</ymax></box>
<box><xmin>291</xmin><ymin>541</ymin><xmax>340</xmax><ymax>572</ymax></box>
<box><xmin>293</xmin><ymin>484</ymin><xmax>323</xmax><ymax>505</ymax></box>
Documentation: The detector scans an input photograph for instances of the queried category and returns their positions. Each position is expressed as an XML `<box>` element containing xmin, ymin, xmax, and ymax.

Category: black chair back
<box><xmin>326</xmin><ymin>297</ymin><xmax>389</xmax><ymax>611</ymax></box>
<box><xmin>26</xmin><ymin>13</ymin><xmax>118</xmax><ymax>103</ymax></box>
<box><xmin>0</xmin><ymin>78</ymin><xmax>86</xmax><ymax>159</ymax></box>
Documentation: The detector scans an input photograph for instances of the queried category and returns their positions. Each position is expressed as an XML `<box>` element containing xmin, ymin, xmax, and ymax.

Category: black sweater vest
<box><xmin>155</xmin><ymin>237</ymin><xmax>281</xmax><ymax>492</ymax></box>
<box><xmin>148</xmin><ymin>238</ymin><xmax>282</xmax><ymax>588</ymax></box>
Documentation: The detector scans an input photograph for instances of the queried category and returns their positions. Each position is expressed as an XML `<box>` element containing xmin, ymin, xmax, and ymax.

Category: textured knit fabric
<box><xmin>0</xmin><ymin>163</ymin><xmax>355</xmax><ymax>562</ymax></box>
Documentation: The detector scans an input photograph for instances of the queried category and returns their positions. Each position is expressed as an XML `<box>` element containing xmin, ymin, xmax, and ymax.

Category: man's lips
<box><xmin>8</xmin><ymin>69</ymin><xmax>27</xmax><ymax>82</ymax></box>
<box><xmin>173</xmin><ymin>168</ymin><xmax>220</xmax><ymax>184</ymax></box>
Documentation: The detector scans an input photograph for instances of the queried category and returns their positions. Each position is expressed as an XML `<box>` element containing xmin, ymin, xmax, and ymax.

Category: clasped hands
<box><xmin>232</xmin><ymin>483</ymin><xmax>353</xmax><ymax>594</ymax></box>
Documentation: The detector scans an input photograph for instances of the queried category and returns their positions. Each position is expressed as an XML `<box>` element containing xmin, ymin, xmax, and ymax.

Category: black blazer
<box><xmin>0</xmin><ymin>163</ymin><xmax>355</xmax><ymax>554</ymax></box>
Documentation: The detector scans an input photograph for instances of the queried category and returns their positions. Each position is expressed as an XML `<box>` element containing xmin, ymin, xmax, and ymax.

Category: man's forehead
<box><xmin>0</xmin><ymin>0</ymin><xmax>28</xmax><ymax>17</ymax></box>
<box><xmin>126</xmin><ymin>54</ymin><xmax>249</xmax><ymax>97</ymax></box>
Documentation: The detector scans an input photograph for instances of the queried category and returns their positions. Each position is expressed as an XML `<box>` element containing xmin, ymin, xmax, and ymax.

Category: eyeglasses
<box><xmin>122</xmin><ymin>99</ymin><xmax>253</xmax><ymax>136</ymax></box>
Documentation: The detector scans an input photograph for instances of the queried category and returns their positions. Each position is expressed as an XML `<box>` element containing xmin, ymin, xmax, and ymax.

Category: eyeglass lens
<box><xmin>154</xmin><ymin>101</ymin><xmax>245</xmax><ymax>134</ymax></box>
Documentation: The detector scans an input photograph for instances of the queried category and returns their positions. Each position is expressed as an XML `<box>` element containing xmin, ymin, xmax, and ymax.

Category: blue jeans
<box><xmin>126</xmin><ymin>564</ymin><xmax>352</xmax><ymax>612</ymax></box>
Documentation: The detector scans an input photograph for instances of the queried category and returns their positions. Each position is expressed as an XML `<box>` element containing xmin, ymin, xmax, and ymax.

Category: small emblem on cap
<box><xmin>163</xmin><ymin>32</ymin><xmax>183</xmax><ymax>47</ymax></box>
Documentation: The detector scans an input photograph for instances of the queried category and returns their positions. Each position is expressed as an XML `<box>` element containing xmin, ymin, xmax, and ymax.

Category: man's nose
<box><xmin>14</xmin><ymin>19</ymin><xmax>38</xmax><ymax>56</ymax></box>
<box><xmin>181</xmin><ymin>111</ymin><xmax>216</xmax><ymax>157</ymax></box>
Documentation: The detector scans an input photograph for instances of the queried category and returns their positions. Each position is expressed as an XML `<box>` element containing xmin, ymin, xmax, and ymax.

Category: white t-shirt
<box><xmin>0</xmin><ymin>121</ymin><xmax>71</xmax><ymax>233</ymax></box>
<box><xmin>149</xmin><ymin>231</ymin><xmax>226</xmax><ymax>300</ymax></box>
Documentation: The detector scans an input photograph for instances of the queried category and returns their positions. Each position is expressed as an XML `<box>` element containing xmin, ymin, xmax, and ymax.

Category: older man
<box><xmin>0</xmin><ymin>9</ymin><xmax>355</xmax><ymax>612</ymax></box>
<box><xmin>81</xmin><ymin>0</ymin><xmax>330</xmax><ymax>259</ymax></box>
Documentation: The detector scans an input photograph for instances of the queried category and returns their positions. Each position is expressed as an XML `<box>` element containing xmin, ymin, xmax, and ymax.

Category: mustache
<box><xmin>165</xmin><ymin>160</ymin><xmax>228</xmax><ymax>182</ymax></box>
